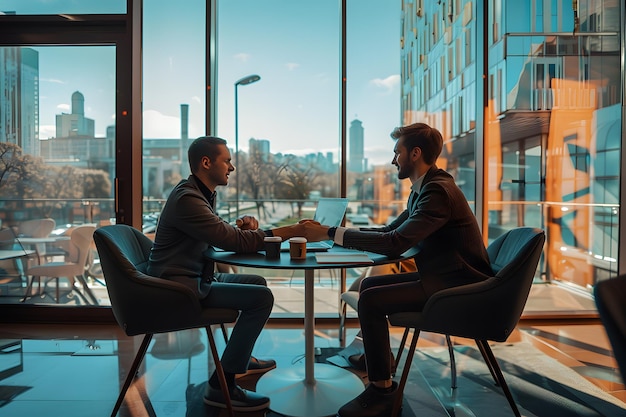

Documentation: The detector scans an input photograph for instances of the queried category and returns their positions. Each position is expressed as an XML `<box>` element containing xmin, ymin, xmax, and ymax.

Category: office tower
<box><xmin>249</xmin><ymin>138</ymin><xmax>270</xmax><ymax>162</ymax></box>
<box><xmin>42</xmin><ymin>91</ymin><xmax>113</xmax><ymax>166</ymax></box>
<box><xmin>348</xmin><ymin>118</ymin><xmax>364</xmax><ymax>172</ymax></box>
<box><xmin>55</xmin><ymin>91</ymin><xmax>95</xmax><ymax>138</ymax></box>
<box><xmin>0</xmin><ymin>46</ymin><xmax>39</xmax><ymax>156</ymax></box>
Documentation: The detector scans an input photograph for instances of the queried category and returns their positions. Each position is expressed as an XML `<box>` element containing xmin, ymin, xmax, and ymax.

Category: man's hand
<box><xmin>271</xmin><ymin>219</ymin><xmax>322</xmax><ymax>241</ymax></box>
<box><xmin>301</xmin><ymin>221</ymin><xmax>331</xmax><ymax>242</ymax></box>
<box><xmin>235</xmin><ymin>215</ymin><xmax>259</xmax><ymax>230</ymax></box>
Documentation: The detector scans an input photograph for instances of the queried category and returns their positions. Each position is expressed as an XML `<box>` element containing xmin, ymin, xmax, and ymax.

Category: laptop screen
<box><xmin>313</xmin><ymin>198</ymin><xmax>349</xmax><ymax>227</ymax></box>
<box><xmin>280</xmin><ymin>198</ymin><xmax>349</xmax><ymax>252</ymax></box>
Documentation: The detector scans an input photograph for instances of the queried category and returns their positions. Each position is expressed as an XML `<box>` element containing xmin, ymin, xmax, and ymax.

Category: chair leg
<box><xmin>75</xmin><ymin>273</ymin><xmax>99</xmax><ymax>304</ymax></box>
<box><xmin>446</xmin><ymin>335</ymin><xmax>457</xmax><ymax>389</ymax></box>
<box><xmin>111</xmin><ymin>334</ymin><xmax>153</xmax><ymax>417</ymax></box>
<box><xmin>339</xmin><ymin>301</ymin><xmax>347</xmax><ymax>346</ymax></box>
<box><xmin>205</xmin><ymin>326</ymin><xmax>234</xmax><ymax>417</ymax></box>
<box><xmin>20</xmin><ymin>275</ymin><xmax>38</xmax><ymax>302</ymax></box>
<box><xmin>220</xmin><ymin>323</ymin><xmax>229</xmax><ymax>343</ymax></box>
<box><xmin>475</xmin><ymin>340</ymin><xmax>522</xmax><ymax>417</ymax></box>
<box><xmin>392</xmin><ymin>328</ymin><xmax>420</xmax><ymax>417</ymax></box>
<box><xmin>395</xmin><ymin>327</ymin><xmax>410</xmax><ymax>366</ymax></box>
<box><xmin>475</xmin><ymin>339</ymin><xmax>499</xmax><ymax>385</ymax></box>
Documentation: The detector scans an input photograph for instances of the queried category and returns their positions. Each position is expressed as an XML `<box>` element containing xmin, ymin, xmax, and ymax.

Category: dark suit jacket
<box><xmin>342</xmin><ymin>166</ymin><xmax>492</xmax><ymax>296</ymax></box>
<box><xmin>147</xmin><ymin>175</ymin><xmax>266</xmax><ymax>298</ymax></box>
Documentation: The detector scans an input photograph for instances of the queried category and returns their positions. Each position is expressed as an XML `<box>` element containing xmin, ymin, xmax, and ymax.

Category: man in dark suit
<box><xmin>148</xmin><ymin>136</ymin><xmax>315</xmax><ymax>412</ymax></box>
<box><xmin>307</xmin><ymin>122</ymin><xmax>493</xmax><ymax>417</ymax></box>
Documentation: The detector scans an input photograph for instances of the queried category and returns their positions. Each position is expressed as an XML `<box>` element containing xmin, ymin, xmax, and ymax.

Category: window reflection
<box><xmin>488</xmin><ymin>0</ymin><xmax>622</xmax><ymax>290</ymax></box>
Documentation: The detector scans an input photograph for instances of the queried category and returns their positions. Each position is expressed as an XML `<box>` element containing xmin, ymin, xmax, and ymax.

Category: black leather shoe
<box><xmin>236</xmin><ymin>356</ymin><xmax>277</xmax><ymax>378</ymax></box>
<box><xmin>203</xmin><ymin>384</ymin><xmax>270</xmax><ymax>411</ymax></box>
<box><xmin>337</xmin><ymin>381</ymin><xmax>400</xmax><ymax>417</ymax></box>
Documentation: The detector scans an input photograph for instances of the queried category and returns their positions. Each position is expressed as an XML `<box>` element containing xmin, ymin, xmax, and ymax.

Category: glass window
<box><xmin>142</xmin><ymin>0</ymin><xmax>205</xmax><ymax>205</ymax></box>
<box><xmin>217</xmin><ymin>0</ymin><xmax>340</xmax><ymax>210</ymax></box>
<box><xmin>487</xmin><ymin>0</ymin><xmax>622</xmax><ymax>296</ymax></box>
<box><xmin>0</xmin><ymin>0</ymin><xmax>125</xmax><ymax>15</ymax></box>
<box><xmin>214</xmin><ymin>0</ymin><xmax>342</xmax><ymax>316</ymax></box>
<box><xmin>1</xmin><ymin>45</ymin><xmax>116</xmax><ymax>306</ymax></box>
<box><xmin>346</xmin><ymin>0</ymin><xmax>401</xmax><ymax>225</ymax></box>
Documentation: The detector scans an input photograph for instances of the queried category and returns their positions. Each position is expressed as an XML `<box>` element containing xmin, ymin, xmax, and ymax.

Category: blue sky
<box><xmin>5</xmin><ymin>0</ymin><xmax>401</xmax><ymax>166</ymax></box>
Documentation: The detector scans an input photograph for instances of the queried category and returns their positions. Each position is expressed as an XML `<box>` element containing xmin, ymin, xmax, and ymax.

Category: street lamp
<box><xmin>234</xmin><ymin>74</ymin><xmax>261</xmax><ymax>219</ymax></box>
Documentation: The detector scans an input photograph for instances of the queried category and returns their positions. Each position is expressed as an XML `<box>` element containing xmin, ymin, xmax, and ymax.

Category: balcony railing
<box><xmin>0</xmin><ymin>198</ymin><xmax>619</xmax><ymax>315</ymax></box>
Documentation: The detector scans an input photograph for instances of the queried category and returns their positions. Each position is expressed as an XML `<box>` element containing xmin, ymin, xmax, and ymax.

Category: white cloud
<box><xmin>234</xmin><ymin>53</ymin><xmax>251</xmax><ymax>62</ymax></box>
<box><xmin>143</xmin><ymin>109</ymin><xmax>181</xmax><ymax>138</ymax></box>
<box><xmin>39</xmin><ymin>77</ymin><xmax>65</xmax><ymax>84</ymax></box>
<box><xmin>370</xmin><ymin>74</ymin><xmax>400</xmax><ymax>93</ymax></box>
<box><xmin>192</xmin><ymin>96</ymin><xmax>202</xmax><ymax>104</ymax></box>
<box><xmin>39</xmin><ymin>125</ymin><xmax>56</xmax><ymax>139</ymax></box>
<box><xmin>286</xmin><ymin>62</ymin><xmax>300</xmax><ymax>71</ymax></box>
<box><xmin>57</xmin><ymin>103</ymin><xmax>70</xmax><ymax>112</ymax></box>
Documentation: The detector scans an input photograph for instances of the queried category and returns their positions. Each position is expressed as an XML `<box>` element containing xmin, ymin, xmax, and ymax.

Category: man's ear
<box><xmin>411</xmin><ymin>147</ymin><xmax>422</xmax><ymax>161</ymax></box>
<box><xmin>201</xmin><ymin>155</ymin><xmax>211</xmax><ymax>170</ymax></box>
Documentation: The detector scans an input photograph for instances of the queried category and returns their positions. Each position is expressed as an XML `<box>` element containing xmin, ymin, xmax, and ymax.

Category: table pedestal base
<box><xmin>256</xmin><ymin>363</ymin><xmax>364</xmax><ymax>417</ymax></box>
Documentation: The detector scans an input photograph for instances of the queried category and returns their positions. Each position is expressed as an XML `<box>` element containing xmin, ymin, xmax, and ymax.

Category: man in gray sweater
<box><xmin>148</xmin><ymin>136</ymin><xmax>314</xmax><ymax>412</ymax></box>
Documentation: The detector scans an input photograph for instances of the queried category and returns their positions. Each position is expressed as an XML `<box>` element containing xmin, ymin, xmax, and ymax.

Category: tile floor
<box><xmin>0</xmin><ymin>320</ymin><xmax>625</xmax><ymax>417</ymax></box>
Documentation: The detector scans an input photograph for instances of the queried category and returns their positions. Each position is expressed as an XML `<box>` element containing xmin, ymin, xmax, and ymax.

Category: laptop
<box><xmin>281</xmin><ymin>197</ymin><xmax>349</xmax><ymax>252</ymax></box>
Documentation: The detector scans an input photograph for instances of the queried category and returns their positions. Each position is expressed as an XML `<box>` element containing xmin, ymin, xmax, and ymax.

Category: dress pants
<box><xmin>200</xmin><ymin>273</ymin><xmax>272</xmax><ymax>374</ymax></box>
<box><xmin>358</xmin><ymin>272</ymin><xmax>427</xmax><ymax>381</ymax></box>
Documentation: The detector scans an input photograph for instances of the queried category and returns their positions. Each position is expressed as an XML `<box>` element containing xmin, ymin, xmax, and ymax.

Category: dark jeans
<box><xmin>358</xmin><ymin>272</ymin><xmax>427</xmax><ymax>382</ymax></box>
<box><xmin>200</xmin><ymin>273</ymin><xmax>272</xmax><ymax>373</ymax></box>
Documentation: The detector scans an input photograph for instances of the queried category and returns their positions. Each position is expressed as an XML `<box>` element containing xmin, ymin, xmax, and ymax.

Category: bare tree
<box><xmin>275</xmin><ymin>156</ymin><xmax>321</xmax><ymax>218</ymax></box>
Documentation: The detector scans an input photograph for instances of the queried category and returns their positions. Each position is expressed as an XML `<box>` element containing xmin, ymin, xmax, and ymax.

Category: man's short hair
<box><xmin>390</xmin><ymin>123</ymin><xmax>443</xmax><ymax>165</ymax></box>
<box><xmin>188</xmin><ymin>136</ymin><xmax>227</xmax><ymax>173</ymax></box>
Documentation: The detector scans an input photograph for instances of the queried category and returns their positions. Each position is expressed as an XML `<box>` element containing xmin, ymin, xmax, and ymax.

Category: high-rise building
<box><xmin>55</xmin><ymin>91</ymin><xmax>95</xmax><ymax>138</ymax></box>
<box><xmin>249</xmin><ymin>138</ymin><xmax>270</xmax><ymax>161</ymax></box>
<box><xmin>348</xmin><ymin>118</ymin><xmax>365</xmax><ymax>172</ymax></box>
<box><xmin>41</xmin><ymin>92</ymin><xmax>113</xmax><ymax>181</ymax></box>
<box><xmin>0</xmin><ymin>46</ymin><xmax>39</xmax><ymax>156</ymax></box>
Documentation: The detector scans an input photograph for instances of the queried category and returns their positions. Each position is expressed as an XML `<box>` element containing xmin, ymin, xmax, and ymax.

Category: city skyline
<box><xmin>4</xmin><ymin>0</ymin><xmax>401</xmax><ymax>167</ymax></box>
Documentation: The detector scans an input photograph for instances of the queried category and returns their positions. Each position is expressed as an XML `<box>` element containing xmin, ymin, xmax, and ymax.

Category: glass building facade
<box><xmin>0</xmin><ymin>0</ymin><xmax>624</xmax><ymax>320</ymax></box>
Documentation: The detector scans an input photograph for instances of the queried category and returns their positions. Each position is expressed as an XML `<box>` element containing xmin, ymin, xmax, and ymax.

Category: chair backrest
<box><xmin>18</xmin><ymin>218</ymin><xmax>56</xmax><ymax>238</ymax></box>
<box><xmin>68</xmin><ymin>225</ymin><xmax>97</xmax><ymax>268</ymax></box>
<box><xmin>0</xmin><ymin>228</ymin><xmax>15</xmax><ymax>250</ymax></box>
<box><xmin>594</xmin><ymin>275</ymin><xmax>626</xmax><ymax>383</ymax></box>
<box><xmin>93</xmin><ymin>224</ymin><xmax>207</xmax><ymax>336</ymax></box>
<box><xmin>488</xmin><ymin>227</ymin><xmax>543</xmax><ymax>277</ymax></box>
<box><xmin>484</xmin><ymin>227</ymin><xmax>545</xmax><ymax>338</ymax></box>
<box><xmin>418</xmin><ymin>227</ymin><xmax>545</xmax><ymax>342</ymax></box>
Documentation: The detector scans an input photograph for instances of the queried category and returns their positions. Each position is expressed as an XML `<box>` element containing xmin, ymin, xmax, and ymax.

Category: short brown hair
<box><xmin>390</xmin><ymin>123</ymin><xmax>443</xmax><ymax>165</ymax></box>
<box><xmin>188</xmin><ymin>136</ymin><xmax>227</xmax><ymax>173</ymax></box>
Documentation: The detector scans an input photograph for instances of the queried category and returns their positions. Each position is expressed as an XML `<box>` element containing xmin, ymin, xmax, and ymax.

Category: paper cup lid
<box><xmin>264</xmin><ymin>236</ymin><xmax>282</xmax><ymax>242</ymax></box>
<box><xmin>289</xmin><ymin>237</ymin><xmax>307</xmax><ymax>243</ymax></box>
